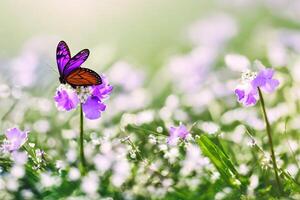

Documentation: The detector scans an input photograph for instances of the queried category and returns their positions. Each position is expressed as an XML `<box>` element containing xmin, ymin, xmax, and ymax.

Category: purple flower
<box><xmin>2</xmin><ymin>128</ymin><xmax>28</xmax><ymax>152</ymax></box>
<box><xmin>235</xmin><ymin>83</ymin><xmax>259</xmax><ymax>107</ymax></box>
<box><xmin>251</xmin><ymin>68</ymin><xmax>279</xmax><ymax>93</ymax></box>
<box><xmin>54</xmin><ymin>75</ymin><xmax>113</xmax><ymax>120</ymax></box>
<box><xmin>54</xmin><ymin>86</ymin><xmax>79</xmax><ymax>111</ymax></box>
<box><xmin>82</xmin><ymin>96</ymin><xmax>106</xmax><ymax>120</ymax></box>
<box><xmin>91</xmin><ymin>75</ymin><xmax>113</xmax><ymax>100</ymax></box>
<box><xmin>235</xmin><ymin>67</ymin><xmax>279</xmax><ymax>107</ymax></box>
<box><xmin>82</xmin><ymin>75</ymin><xmax>113</xmax><ymax>120</ymax></box>
<box><xmin>167</xmin><ymin>125</ymin><xmax>190</xmax><ymax>146</ymax></box>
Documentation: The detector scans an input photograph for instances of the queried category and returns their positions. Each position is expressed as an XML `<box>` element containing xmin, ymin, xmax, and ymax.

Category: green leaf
<box><xmin>197</xmin><ymin>134</ymin><xmax>245</xmax><ymax>188</ymax></box>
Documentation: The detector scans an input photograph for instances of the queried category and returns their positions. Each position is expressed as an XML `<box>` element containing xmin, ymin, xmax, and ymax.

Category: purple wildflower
<box><xmin>82</xmin><ymin>96</ymin><xmax>106</xmax><ymax>120</ymax></box>
<box><xmin>235</xmin><ymin>83</ymin><xmax>259</xmax><ymax>107</ymax></box>
<box><xmin>252</xmin><ymin>68</ymin><xmax>279</xmax><ymax>93</ymax></box>
<box><xmin>167</xmin><ymin>125</ymin><xmax>190</xmax><ymax>146</ymax></box>
<box><xmin>235</xmin><ymin>65</ymin><xmax>279</xmax><ymax>107</ymax></box>
<box><xmin>91</xmin><ymin>75</ymin><xmax>113</xmax><ymax>100</ymax></box>
<box><xmin>2</xmin><ymin>128</ymin><xmax>28</xmax><ymax>152</ymax></box>
<box><xmin>54</xmin><ymin>86</ymin><xmax>79</xmax><ymax>111</ymax></box>
<box><xmin>54</xmin><ymin>75</ymin><xmax>113</xmax><ymax>120</ymax></box>
<box><xmin>81</xmin><ymin>75</ymin><xmax>113</xmax><ymax>120</ymax></box>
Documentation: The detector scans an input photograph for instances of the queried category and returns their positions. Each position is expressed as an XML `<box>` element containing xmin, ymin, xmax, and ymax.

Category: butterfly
<box><xmin>56</xmin><ymin>41</ymin><xmax>102</xmax><ymax>88</ymax></box>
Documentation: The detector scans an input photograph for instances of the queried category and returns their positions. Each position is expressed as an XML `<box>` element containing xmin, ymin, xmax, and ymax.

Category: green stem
<box><xmin>79</xmin><ymin>103</ymin><xmax>86</xmax><ymax>175</ymax></box>
<box><xmin>258</xmin><ymin>88</ymin><xmax>281</xmax><ymax>191</ymax></box>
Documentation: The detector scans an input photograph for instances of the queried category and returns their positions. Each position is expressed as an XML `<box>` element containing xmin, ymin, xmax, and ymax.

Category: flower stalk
<box><xmin>79</xmin><ymin>103</ymin><xmax>86</xmax><ymax>175</ymax></box>
<box><xmin>258</xmin><ymin>88</ymin><xmax>281</xmax><ymax>190</ymax></box>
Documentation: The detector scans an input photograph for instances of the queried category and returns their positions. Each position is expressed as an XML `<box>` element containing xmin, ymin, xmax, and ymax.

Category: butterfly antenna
<box><xmin>44</xmin><ymin>62</ymin><xmax>58</xmax><ymax>75</ymax></box>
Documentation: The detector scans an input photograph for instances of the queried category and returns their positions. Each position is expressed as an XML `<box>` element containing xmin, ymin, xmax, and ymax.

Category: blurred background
<box><xmin>1</xmin><ymin>0</ymin><xmax>300</xmax><ymax>159</ymax></box>
<box><xmin>1</xmin><ymin>0</ymin><xmax>300</xmax><ymax>167</ymax></box>
<box><xmin>1</xmin><ymin>0</ymin><xmax>299</xmax><ymax>87</ymax></box>
<box><xmin>1</xmin><ymin>0</ymin><xmax>300</xmax><ymax>199</ymax></box>
<box><xmin>0</xmin><ymin>0</ymin><xmax>208</xmax><ymax>65</ymax></box>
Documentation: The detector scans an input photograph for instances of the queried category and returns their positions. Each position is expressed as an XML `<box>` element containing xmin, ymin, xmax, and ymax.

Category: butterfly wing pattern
<box><xmin>56</xmin><ymin>41</ymin><xmax>71</xmax><ymax>76</ymax></box>
<box><xmin>63</xmin><ymin>49</ymin><xmax>90</xmax><ymax>76</ymax></box>
<box><xmin>56</xmin><ymin>41</ymin><xmax>102</xmax><ymax>87</ymax></box>
<box><xmin>66</xmin><ymin>68</ymin><xmax>102</xmax><ymax>87</ymax></box>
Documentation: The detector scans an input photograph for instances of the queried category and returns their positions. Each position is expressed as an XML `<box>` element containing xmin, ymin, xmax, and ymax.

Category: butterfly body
<box><xmin>59</xmin><ymin>76</ymin><xmax>66</xmax><ymax>84</ymax></box>
<box><xmin>56</xmin><ymin>41</ymin><xmax>102</xmax><ymax>87</ymax></box>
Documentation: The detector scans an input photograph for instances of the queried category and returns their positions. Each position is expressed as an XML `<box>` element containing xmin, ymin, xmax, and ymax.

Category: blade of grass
<box><xmin>197</xmin><ymin>134</ymin><xmax>245</xmax><ymax>188</ymax></box>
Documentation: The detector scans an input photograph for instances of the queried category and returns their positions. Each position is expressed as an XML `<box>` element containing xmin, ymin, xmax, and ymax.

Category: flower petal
<box><xmin>235</xmin><ymin>89</ymin><xmax>245</xmax><ymax>101</ymax></box>
<box><xmin>54</xmin><ymin>87</ymin><xmax>79</xmax><ymax>111</ymax></box>
<box><xmin>82</xmin><ymin>96</ymin><xmax>106</xmax><ymax>120</ymax></box>
<box><xmin>235</xmin><ymin>83</ymin><xmax>258</xmax><ymax>107</ymax></box>
<box><xmin>167</xmin><ymin>125</ymin><xmax>190</xmax><ymax>145</ymax></box>
<box><xmin>91</xmin><ymin>75</ymin><xmax>113</xmax><ymax>100</ymax></box>
<box><xmin>262</xmin><ymin>68</ymin><xmax>274</xmax><ymax>79</ymax></box>
<box><xmin>5</xmin><ymin>128</ymin><xmax>21</xmax><ymax>140</ymax></box>
<box><xmin>4</xmin><ymin>128</ymin><xmax>28</xmax><ymax>151</ymax></box>
<box><xmin>251</xmin><ymin>68</ymin><xmax>279</xmax><ymax>93</ymax></box>
<box><xmin>251</xmin><ymin>73</ymin><xmax>266</xmax><ymax>88</ymax></box>
<box><xmin>262</xmin><ymin>79</ymin><xmax>280</xmax><ymax>93</ymax></box>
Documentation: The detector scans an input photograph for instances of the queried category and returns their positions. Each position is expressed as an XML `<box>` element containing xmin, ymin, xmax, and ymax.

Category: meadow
<box><xmin>0</xmin><ymin>1</ymin><xmax>300</xmax><ymax>199</ymax></box>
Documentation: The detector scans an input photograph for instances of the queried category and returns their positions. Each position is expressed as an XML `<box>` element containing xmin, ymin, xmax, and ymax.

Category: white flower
<box><xmin>164</xmin><ymin>147</ymin><xmax>179</xmax><ymax>164</ymax></box>
<box><xmin>94</xmin><ymin>154</ymin><xmax>113</xmax><ymax>173</ymax></box>
<box><xmin>12</xmin><ymin>151</ymin><xmax>28</xmax><ymax>165</ymax></box>
<box><xmin>238</xmin><ymin>164</ymin><xmax>249</xmax><ymax>175</ymax></box>
<box><xmin>40</xmin><ymin>173</ymin><xmax>59</xmax><ymax>188</ymax></box>
<box><xmin>68</xmin><ymin>167</ymin><xmax>80</xmax><ymax>181</ymax></box>
<box><xmin>6</xmin><ymin>177</ymin><xmax>19</xmax><ymax>191</ymax></box>
<box><xmin>21</xmin><ymin>189</ymin><xmax>34</xmax><ymax>199</ymax></box>
<box><xmin>111</xmin><ymin>159</ymin><xmax>131</xmax><ymax>187</ymax></box>
<box><xmin>180</xmin><ymin>144</ymin><xmax>210</xmax><ymax>176</ymax></box>
<box><xmin>286</xmin><ymin>164</ymin><xmax>298</xmax><ymax>177</ymax></box>
<box><xmin>247</xmin><ymin>174</ymin><xmax>259</xmax><ymax>195</ymax></box>
<box><xmin>56</xmin><ymin>160</ymin><xmax>66</xmax><ymax>170</ymax></box>
<box><xmin>11</xmin><ymin>165</ymin><xmax>25</xmax><ymax>178</ymax></box>
<box><xmin>200</xmin><ymin>121</ymin><xmax>220</xmax><ymax>134</ymax></box>
<box><xmin>81</xmin><ymin>172</ymin><xmax>99</xmax><ymax>196</ymax></box>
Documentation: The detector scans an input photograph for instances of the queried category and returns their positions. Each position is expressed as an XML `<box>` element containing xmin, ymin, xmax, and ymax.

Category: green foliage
<box><xmin>197</xmin><ymin>135</ymin><xmax>247</xmax><ymax>190</ymax></box>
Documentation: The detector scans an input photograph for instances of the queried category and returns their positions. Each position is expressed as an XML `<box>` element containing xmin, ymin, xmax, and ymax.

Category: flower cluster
<box><xmin>1</xmin><ymin>128</ymin><xmax>28</xmax><ymax>152</ymax></box>
<box><xmin>54</xmin><ymin>75</ymin><xmax>113</xmax><ymax>120</ymax></box>
<box><xmin>1</xmin><ymin>129</ymin><xmax>29</xmax><ymax>194</ymax></box>
<box><xmin>167</xmin><ymin>124</ymin><xmax>190</xmax><ymax>146</ymax></box>
<box><xmin>235</xmin><ymin>62</ymin><xmax>279</xmax><ymax>107</ymax></box>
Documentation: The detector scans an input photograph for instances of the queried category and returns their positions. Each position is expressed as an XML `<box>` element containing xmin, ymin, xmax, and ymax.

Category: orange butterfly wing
<box><xmin>65</xmin><ymin>68</ymin><xmax>102</xmax><ymax>87</ymax></box>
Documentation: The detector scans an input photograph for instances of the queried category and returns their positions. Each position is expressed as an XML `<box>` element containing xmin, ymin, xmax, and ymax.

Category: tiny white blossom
<box><xmin>81</xmin><ymin>172</ymin><xmax>99</xmax><ymax>196</ymax></box>
<box><xmin>68</xmin><ymin>167</ymin><xmax>80</xmax><ymax>181</ymax></box>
